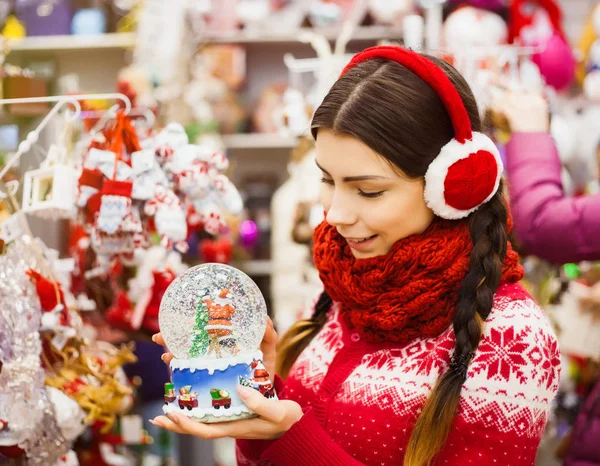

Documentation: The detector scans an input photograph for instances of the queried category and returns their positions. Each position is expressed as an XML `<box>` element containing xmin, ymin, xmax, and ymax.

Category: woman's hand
<box><xmin>492</xmin><ymin>90</ymin><xmax>550</xmax><ymax>133</ymax></box>
<box><xmin>152</xmin><ymin>316</ymin><xmax>279</xmax><ymax>375</ymax></box>
<box><xmin>151</xmin><ymin>332</ymin><xmax>173</xmax><ymax>365</ymax></box>
<box><xmin>260</xmin><ymin>316</ymin><xmax>278</xmax><ymax>377</ymax></box>
<box><xmin>149</xmin><ymin>385</ymin><xmax>303</xmax><ymax>440</ymax></box>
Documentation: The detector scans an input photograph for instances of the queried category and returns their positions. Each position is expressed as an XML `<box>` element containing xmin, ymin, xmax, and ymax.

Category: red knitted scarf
<box><xmin>313</xmin><ymin>219</ymin><xmax>524</xmax><ymax>343</ymax></box>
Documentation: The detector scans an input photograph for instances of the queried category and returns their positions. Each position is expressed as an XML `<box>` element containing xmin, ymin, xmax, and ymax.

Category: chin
<box><xmin>350</xmin><ymin>249</ymin><xmax>382</xmax><ymax>259</ymax></box>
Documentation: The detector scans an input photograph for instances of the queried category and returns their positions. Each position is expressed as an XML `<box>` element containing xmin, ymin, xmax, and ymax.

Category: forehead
<box><xmin>315</xmin><ymin>129</ymin><xmax>397</xmax><ymax>177</ymax></box>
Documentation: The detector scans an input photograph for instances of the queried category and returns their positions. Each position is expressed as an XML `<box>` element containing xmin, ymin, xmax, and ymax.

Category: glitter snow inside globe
<box><xmin>159</xmin><ymin>263</ymin><xmax>276</xmax><ymax>423</ymax></box>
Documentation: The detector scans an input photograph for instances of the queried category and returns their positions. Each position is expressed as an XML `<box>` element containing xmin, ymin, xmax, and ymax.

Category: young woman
<box><xmin>150</xmin><ymin>46</ymin><xmax>560</xmax><ymax>466</ymax></box>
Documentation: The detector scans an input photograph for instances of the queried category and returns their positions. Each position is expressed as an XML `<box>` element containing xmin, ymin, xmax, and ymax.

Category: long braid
<box><xmin>276</xmin><ymin>291</ymin><xmax>333</xmax><ymax>378</ymax></box>
<box><xmin>405</xmin><ymin>184</ymin><xmax>508</xmax><ymax>466</ymax></box>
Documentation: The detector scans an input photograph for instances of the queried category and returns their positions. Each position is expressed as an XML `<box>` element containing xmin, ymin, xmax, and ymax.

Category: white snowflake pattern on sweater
<box><xmin>284</xmin><ymin>283</ymin><xmax>560</xmax><ymax>465</ymax></box>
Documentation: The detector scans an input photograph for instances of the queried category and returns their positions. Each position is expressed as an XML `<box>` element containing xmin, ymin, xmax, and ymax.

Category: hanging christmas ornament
<box><xmin>369</xmin><ymin>0</ymin><xmax>413</xmax><ymax>25</ymax></box>
<box><xmin>509</xmin><ymin>0</ymin><xmax>575</xmax><ymax>91</ymax></box>
<box><xmin>239</xmin><ymin>220</ymin><xmax>259</xmax><ymax>250</ymax></box>
<box><xmin>159</xmin><ymin>263</ymin><xmax>275</xmax><ymax>423</ymax></box>
<box><xmin>443</xmin><ymin>6</ymin><xmax>508</xmax><ymax>50</ymax></box>
<box><xmin>167</xmin><ymin>144</ymin><xmax>243</xmax><ymax>236</ymax></box>
<box><xmin>199</xmin><ymin>238</ymin><xmax>233</xmax><ymax>264</ymax></box>
<box><xmin>144</xmin><ymin>186</ymin><xmax>188</xmax><ymax>253</ymax></box>
<box><xmin>131</xmin><ymin>149</ymin><xmax>169</xmax><ymax>201</ymax></box>
<box><xmin>22</xmin><ymin>145</ymin><xmax>78</xmax><ymax>220</ymax></box>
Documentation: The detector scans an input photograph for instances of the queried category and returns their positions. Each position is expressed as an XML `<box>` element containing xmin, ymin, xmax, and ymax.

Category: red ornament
<box><xmin>142</xmin><ymin>270</ymin><xmax>176</xmax><ymax>334</ymax></box>
<box><xmin>26</xmin><ymin>269</ymin><xmax>70</xmax><ymax>327</ymax></box>
<box><xmin>104</xmin><ymin>292</ymin><xmax>134</xmax><ymax>331</ymax></box>
<box><xmin>199</xmin><ymin>238</ymin><xmax>233</xmax><ymax>264</ymax></box>
<box><xmin>0</xmin><ymin>444</ymin><xmax>25</xmax><ymax>458</ymax></box>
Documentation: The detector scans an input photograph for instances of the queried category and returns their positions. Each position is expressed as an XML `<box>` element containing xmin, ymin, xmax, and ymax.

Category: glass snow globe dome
<box><xmin>158</xmin><ymin>263</ymin><xmax>267</xmax><ymax>361</ymax></box>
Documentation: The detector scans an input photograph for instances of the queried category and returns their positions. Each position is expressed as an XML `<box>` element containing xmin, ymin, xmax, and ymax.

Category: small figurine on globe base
<box><xmin>158</xmin><ymin>263</ymin><xmax>277</xmax><ymax>423</ymax></box>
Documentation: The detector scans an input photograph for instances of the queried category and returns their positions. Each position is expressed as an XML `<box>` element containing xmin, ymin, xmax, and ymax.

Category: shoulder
<box><xmin>487</xmin><ymin>283</ymin><xmax>558</xmax><ymax>352</ymax></box>
<box><xmin>459</xmin><ymin>282</ymin><xmax>561</xmax><ymax>437</ymax></box>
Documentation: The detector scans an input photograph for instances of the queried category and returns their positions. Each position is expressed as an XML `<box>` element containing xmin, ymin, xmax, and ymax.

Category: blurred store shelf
<box><xmin>222</xmin><ymin>133</ymin><xmax>298</xmax><ymax>150</ymax></box>
<box><xmin>232</xmin><ymin>260</ymin><xmax>273</xmax><ymax>276</ymax></box>
<box><xmin>5</xmin><ymin>25</ymin><xmax>398</xmax><ymax>54</ymax></box>
<box><xmin>7</xmin><ymin>33</ymin><xmax>136</xmax><ymax>52</ymax></box>
<box><xmin>202</xmin><ymin>25</ymin><xmax>401</xmax><ymax>44</ymax></box>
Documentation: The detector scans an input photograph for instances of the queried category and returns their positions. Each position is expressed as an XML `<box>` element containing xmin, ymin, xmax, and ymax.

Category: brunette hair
<box><xmin>276</xmin><ymin>55</ymin><xmax>509</xmax><ymax>466</ymax></box>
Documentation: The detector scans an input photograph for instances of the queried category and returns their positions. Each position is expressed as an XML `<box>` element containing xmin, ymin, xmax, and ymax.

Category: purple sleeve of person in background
<box><xmin>504</xmin><ymin>132</ymin><xmax>600</xmax><ymax>264</ymax></box>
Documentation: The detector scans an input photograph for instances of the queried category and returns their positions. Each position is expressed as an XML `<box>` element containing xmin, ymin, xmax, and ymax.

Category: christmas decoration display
<box><xmin>77</xmin><ymin>113</ymin><xmax>240</xmax><ymax>278</ymax></box>
<box><xmin>0</xmin><ymin>229</ymin><xmax>138</xmax><ymax>465</ymax></box>
<box><xmin>73</xmin><ymin>114</ymin><xmax>243</xmax><ymax>336</ymax></box>
<box><xmin>159</xmin><ymin>263</ymin><xmax>276</xmax><ymax>423</ymax></box>
<box><xmin>509</xmin><ymin>0</ymin><xmax>576</xmax><ymax>90</ymax></box>
<box><xmin>0</xmin><ymin>92</ymin><xmax>246</xmax><ymax>463</ymax></box>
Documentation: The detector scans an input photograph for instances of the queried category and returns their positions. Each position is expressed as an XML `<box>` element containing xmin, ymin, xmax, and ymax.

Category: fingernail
<box><xmin>152</xmin><ymin>334</ymin><xmax>158</xmax><ymax>342</ymax></box>
<box><xmin>161</xmin><ymin>354</ymin><xmax>167</xmax><ymax>362</ymax></box>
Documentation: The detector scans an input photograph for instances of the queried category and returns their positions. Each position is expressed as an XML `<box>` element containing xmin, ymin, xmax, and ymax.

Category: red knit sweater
<box><xmin>236</xmin><ymin>283</ymin><xmax>560</xmax><ymax>466</ymax></box>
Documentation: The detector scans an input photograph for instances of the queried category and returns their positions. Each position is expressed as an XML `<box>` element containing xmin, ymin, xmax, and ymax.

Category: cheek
<box><xmin>375</xmin><ymin>190</ymin><xmax>433</xmax><ymax>239</ymax></box>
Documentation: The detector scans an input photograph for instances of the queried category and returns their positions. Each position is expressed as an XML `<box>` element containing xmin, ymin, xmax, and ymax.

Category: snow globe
<box><xmin>158</xmin><ymin>263</ymin><xmax>276</xmax><ymax>423</ymax></box>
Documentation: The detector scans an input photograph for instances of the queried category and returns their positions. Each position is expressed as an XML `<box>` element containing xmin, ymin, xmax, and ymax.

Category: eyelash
<box><xmin>320</xmin><ymin>177</ymin><xmax>385</xmax><ymax>199</ymax></box>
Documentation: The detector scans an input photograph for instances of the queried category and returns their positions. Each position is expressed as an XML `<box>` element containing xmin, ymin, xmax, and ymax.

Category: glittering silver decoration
<box><xmin>0</xmin><ymin>237</ymin><xmax>70</xmax><ymax>464</ymax></box>
<box><xmin>19</xmin><ymin>388</ymin><xmax>69</xmax><ymax>465</ymax></box>
<box><xmin>159</xmin><ymin>263</ymin><xmax>267</xmax><ymax>359</ymax></box>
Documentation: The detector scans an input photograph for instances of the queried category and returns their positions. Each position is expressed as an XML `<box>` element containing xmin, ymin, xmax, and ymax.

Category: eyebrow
<box><xmin>315</xmin><ymin>160</ymin><xmax>390</xmax><ymax>182</ymax></box>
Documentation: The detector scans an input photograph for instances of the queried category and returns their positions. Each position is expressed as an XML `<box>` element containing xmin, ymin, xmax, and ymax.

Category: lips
<box><xmin>346</xmin><ymin>236</ymin><xmax>376</xmax><ymax>243</ymax></box>
<box><xmin>344</xmin><ymin>234</ymin><xmax>378</xmax><ymax>252</ymax></box>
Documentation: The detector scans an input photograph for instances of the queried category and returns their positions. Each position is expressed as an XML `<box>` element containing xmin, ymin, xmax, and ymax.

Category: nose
<box><xmin>325</xmin><ymin>192</ymin><xmax>358</xmax><ymax>227</ymax></box>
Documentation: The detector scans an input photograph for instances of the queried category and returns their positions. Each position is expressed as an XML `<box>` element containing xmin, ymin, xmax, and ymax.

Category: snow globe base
<box><xmin>163</xmin><ymin>350</ymin><xmax>277</xmax><ymax>423</ymax></box>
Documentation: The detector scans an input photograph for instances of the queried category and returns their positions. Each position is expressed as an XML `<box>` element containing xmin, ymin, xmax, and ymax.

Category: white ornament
<box><xmin>55</xmin><ymin>450</ymin><xmax>79</xmax><ymax>466</ymax></box>
<box><xmin>21</xmin><ymin>166</ymin><xmax>78</xmax><ymax>220</ymax></box>
<box><xmin>589</xmin><ymin>39</ymin><xmax>600</xmax><ymax>66</ymax></box>
<box><xmin>308</xmin><ymin>1</ymin><xmax>342</xmax><ymax>27</ymax></box>
<box><xmin>154</xmin><ymin>123</ymin><xmax>189</xmax><ymax>151</ymax></box>
<box><xmin>443</xmin><ymin>6</ymin><xmax>507</xmax><ymax>50</ymax></box>
<box><xmin>236</xmin><ymin>0</ymin><xmax>271</xmax><ymax>25</ymax></box>
<box><xmin>369</xmin><ymin>0</ymin><xmax>413</xmax><ymax>25</ymax></box>
<box><xmin>131</xmin><ymin>150</ymin><xmax>169</xmax><ymax>200</ymax></box>
<box><xmin>47</xmin><ymin>387</ymin><xmax>86</xmax><ymax>442</ymax></box>
<box><xmin>584</xmin><ymin>70</ymin><xmax>600</xmax><ymax>101</ymax></box>
<box><xmin>144</xmin><ymin>186</ymin><xmax>188</xmax><ymax>248</ymax></box>
<box><xmin>84</xmin><ymin>148</ymin><xmax>118</xmax><ymax>179</ymax></box>
<box><xmin>198</xmin><ymin>203</ymin><xmax>227</xmax><ymax>235</ymax></box>
<box><xmin>211</xmin><ymin>174</ymin><xmax>243</xmax><ymax>215</ymax></box>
